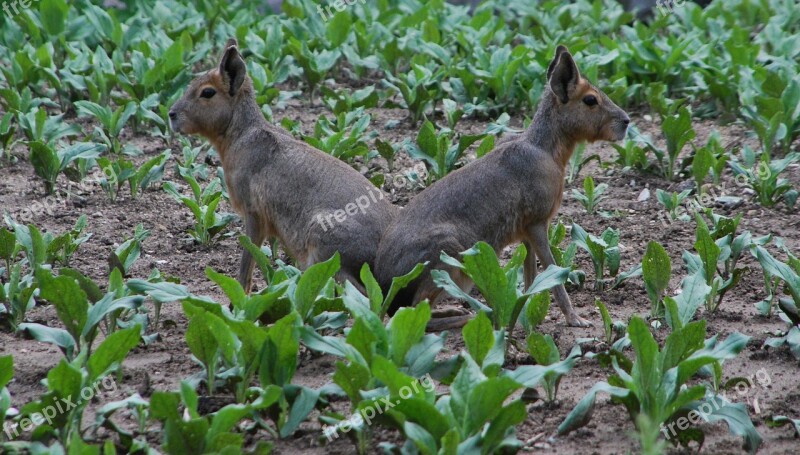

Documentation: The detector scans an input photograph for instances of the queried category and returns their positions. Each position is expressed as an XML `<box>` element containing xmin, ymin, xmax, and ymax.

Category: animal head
<box><xmin>546</xmin><ymin>45</ymin><xmax>630</xmax><ymax>142</ymax></box>
<box><xmin>169</xmin><ymin>38</ymin><xmax>251</xmax><ymax>139</ymax></box>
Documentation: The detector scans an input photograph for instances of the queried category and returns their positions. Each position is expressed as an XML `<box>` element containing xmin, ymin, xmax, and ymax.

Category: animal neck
<box><xmin>523</xmin><ymin>92</ymin><xmax>577</xmax><ymax>170</ymax></box>
<box><xmin>209</xmin><ymin>86</ymin><xmax>264</xmax><ymax>164</ymax></box>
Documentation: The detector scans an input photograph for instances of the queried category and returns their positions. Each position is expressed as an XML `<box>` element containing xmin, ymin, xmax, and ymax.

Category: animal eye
<box><xmin>200</xmin><ymin>88</ymin><xmax>216</xmax><ymax>99</ymax></box>
<box><xmin>583</xmin><ymin>95</ymin><xmax>598</xmax><ymax>106</ymax></box>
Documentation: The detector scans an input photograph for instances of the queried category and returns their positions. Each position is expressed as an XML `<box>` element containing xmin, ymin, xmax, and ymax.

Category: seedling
<box><xmin>434</xmin><ymin>242</ymin><xmax>569</xmax><ymax>336</ymax></box>
<box><xmin>163</xmin><ymin>172</ymin><xmax>236</xmax><ymax>245</ymax></box>
<box><xmin>572</xmin><ymin>176</ymin><xmax>608</xmax><ymax>214</ymax></box>
<box><xmin>559</xmin><ymin>317</ymin><xmax>759</xmax><ymax>453</ymax></box>
<box><xmin>571</xmin><ymin>224</ymin><xmax>623</xmax><ymax>292</ymax></box>
<box><xmin>29</xmin><ymin>141</ymin><xmax>106</xmax><ymax>194</ymax></box>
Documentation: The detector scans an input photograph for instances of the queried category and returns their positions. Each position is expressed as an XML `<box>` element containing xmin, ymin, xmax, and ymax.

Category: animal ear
<box><xmin>548</xmin><ymin>46</ymin><xmax>580</xmax><ymax>104</ymax></box>
<box><xmin>546</xmin><ymin>45</ymin><xmax>570</xmax><ymax>79</ymax></box>
<box><xmin>219</xmin><ymin>41</ymin><xmax>246</xmax><ymax>96</ymax></box>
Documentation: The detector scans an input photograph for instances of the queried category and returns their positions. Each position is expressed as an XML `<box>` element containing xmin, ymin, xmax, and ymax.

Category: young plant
<box><xmin>108</xmin><ymin>223</ymin><xmax>149</xmax><ymax>277</ymax></box>
<box><xmin>29</xmin><ymin>141</ymin><xmax>106</xmax><ymax>194</ymax></box>
<box><xmin>75</xmin><ymin>100</ymin><xmax>138</xmax><ymax>154</ymax></box>
<box><xmin>383</xmin><ymin>64</ymin><xmax>444</xmax><ymax>124</ymax></box>
<box><xmin>404</xmin><ymin>120</ymin><xmax>493</xmax><ymax>182</ymax></box>
<box><xmin>548</xmin><ymin>221</ymin><xmax>585</xmax><ymax>288</ymax></box>
<box><xmin>729</xmin><ymin>149</ymin><xmax>799</xmax><ymax>208</ymax></box>
<box><xmin>302</xmin><ymin>107</ymin><xmax>372</xmax><ymax>161</ymax></box>
<box><xmin>370</xmin><ymin>352</ymin><xmax>528</xmax><ymax>454</ymax></box>
<box><xmin>559</xmin><ymin>317</ymin><xmax>760</xmax><ymax>453</ymax></box>
<box><xmin>642</xmin><ymin>240</ymin><xmax>672</xmax><ymax>318</ymax></box>
<box><xmin>655</xmin><ymin>188</ymin><xmax>692</xmax><ymax>222</ymax></box>
<box><xmin>149</xmin><ymin>383</ymin><xmax>278</xmax><ymax>454</ymax></box>
<box><xmin>97</xmin><ymin>150</ymin><xmax>170</xmax><ymax>201</ymax></box>
<box><xmin>433</xmin><ymin>242</ymin><xmax>569</xmax><ymax>335</ymax></box>
<box><xmin>566</xmin><ymin>143</ymin><xmax>601</xmax><ymax>184</ymax></box>
<box><xmin>571</xmin><ymin>175</ymin><xmax>608</xmax><ymax>214</ymax></box>
<box><xmin>683</xmin><ymin>215</ymin><xmax>749</xmax><ymax>312</ymax></box>
<box><xmin>526</xmin><ymin>332</ymin><xmax>579</xmax><ymax>404</ymax></box>
<box><xmin>652</xmin><ymin>105</ymin><xmax>696</xmax><ymax>181</ymax></box>
<box><xmin>17</xmin><ymin>108</ymin><xmax>80</xmax><ymax>147</ymax></box>
<box><xmin>19</xmin><ymin>267</ymin><xmax>144</xmax><ymax>360</ymax></box>
<box><xmin>571</xmin><ymin>224</ymin><xmax>622</xmax><ymax>292</ymax></box>
<box><xmin>14</xmin><ymin>324</ymin><xmax>140</xmax><ymax>450</ymax></box>
<box><xmin>692</xmin><ymin>130</ymin><xmax>729</xmax><ymax>186</ymax></box>
<box><xmin>764</xmin><ymin>298</ymin><xmax>800</xmax><ymax>363</ymax></box>
<box><xmin>163</xmin><ymin>172</ymin><xmax>236</xmax><ymax>245</ymax></box>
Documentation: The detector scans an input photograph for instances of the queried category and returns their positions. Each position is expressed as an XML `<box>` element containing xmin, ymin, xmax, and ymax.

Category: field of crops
<box><xmin>0</xmin><ymin>0</ymin><xmax>799</xmax><ymax>453</ymax></box>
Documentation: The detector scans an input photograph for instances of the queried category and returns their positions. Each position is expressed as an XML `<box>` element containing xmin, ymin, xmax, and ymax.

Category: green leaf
<box><xmin>642</xmin><ymin>241</ymin><xmax>671</xmax><ymax>305</ymax></box>
<box><xmin>206</xmin><ymin>267</ymin><xmax>246</xmax><ymax>309</ymax></box>
<box><xmin>260</xmin><ymin>312</ymin><xmax>300</xmax><ymax>387</ymax></box>
<box><xmin>88</xmin><ymin>325</ymin><xmax>141</xmax><ymax>380</ymax></box>
<box><xmin>294</xmin><ymin>253</ymin><xmax>340</xmax><ymax>320</ymax></box>
<box><xmin>522</xmin><ymin>291</ymin><xmax>550</xmax><ymax>333</ymax></box>
<box><xmin>0</xmin><ymin>355</ymin><xmax>13</xmax><ymax>390</ymax></box>
<box><xmin>527</xmin><ymin>333</ymin><xmax>559</xmax><ymax>366</ymax></box>
<box><xmin>281</xmin><ymin>386</ymin><xmax>320</xmax><ymax>438</ymax></box>
<box><xmin>388</xmin><ymin>301</ymin><xmax>430</xmax><ymax>366</ymax></box>
<box><xmin>40</xmin><ymin>0</ymin><xmax>69</xmax><ymax>36</ymax></box>
<box><xmin>19</xmin><ymin>323</ymin><xmax>76</xmax><ymax>358</ymax></box>
<box><xmin>525</xmin><ymin>264</ymin><xmax>570</xmax><ymax>295</ymax></box>
<box><xmin>462</xmin><ymin>311</ymin><xmax>494</xmax><ymax>366</ymax></box>
<box><xmin>326</xmin><ymin>12</ymin><xmax>352</xmax><ymax>47</ymax></box>
<box><xmin>666</xmin><ymin>272</ymin><xmax>711</xmax><ymax>330</ymax></box>
<box><xmin>690</xmin><ymin>394</ymin><xmax>762</xmax><ymax>453</ymax></box>
<box><xmin>383</xmin><ymin>263</ymin><xmax>426</xmax><ymax>317</ymax></box>
<box><xmin>464</xmin><ymin>376</ymin><xmax>522</xmax><ymax>434</ymax></box>
<box><xmin>29</xmin><ymin>141</ymin><xmax>60</xmax><ymax>191</ymax></box>
<box><xmin>184</xmin><ymin>310</ymin><xmax>219</xmax><ymax>370</ymax></box>
<box><xmin>558</xmin><ymin>381</ymin><xmax>630</xmax><ymax>435</ymax></box>
<box><xmin>695</xmin><ymin>218</ymin><xmax>721</xmax><ymax>284</ymax></box>
<box><xmin>37</xmin><ymin>268</ymin><xmax>88</xmax><ymax>343</ymax></box>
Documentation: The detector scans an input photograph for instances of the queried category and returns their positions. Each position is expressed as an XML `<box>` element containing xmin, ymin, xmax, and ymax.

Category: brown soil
<box><xmin>1</xmin><ymin>97</ymin><xmax>798</xmax><ymax>454</ymax></box>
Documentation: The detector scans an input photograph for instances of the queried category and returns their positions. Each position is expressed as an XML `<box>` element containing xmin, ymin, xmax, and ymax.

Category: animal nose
<box><xmin>622</xmin><ymin>116</ymin><xmax>630</xmax><ymax>126</ymax></box>
<box><xmin>168</xmin><ymin>111</ymin><xmax>177</xmax><ymax>120</ymax></box>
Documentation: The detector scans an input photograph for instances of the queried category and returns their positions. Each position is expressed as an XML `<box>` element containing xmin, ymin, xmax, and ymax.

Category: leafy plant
<box><xmin>655</xmin><ymin>188</ymin><xmax>692</xmax><ymax>222</ymax></box>
<box><xmin>653</xmin><ymin>105</ymin><xmax>696</xmax><ymax>181</ymax></box>
<box><xmin>572</xmin><ymin>176</ymin><xmax>608</xmax><ymax>214</ymax></box>
<box><xmin>29</xmin><ymin>141</ymin><xmax>105</xmax><ymax>194</ymax></box>
<box><xmin>433</xmin><ymin>241</ymin><xmax>569</xmax><ymax>336</ymax></box>
<box><xmin>149</xmin><ymin>383</ymin><xmax>278</xmax><ymax>453</ymax></box>
<box><xmin>383</xmin><ymin>64</ymin><xmax>444</xmax><ymax>124</ymax></box>
<box><xmin>163</xmin><ymin>171</ymin><xmax>237</xmax><ymax>244</ymax></box>
<box><xmin>566</xmin><ymin>143</ymin><xmax>601</xmax><ymax>184</ymax></box>
<box><xmin>0</xmin><ymin>113</ymin><xmax>17</xmax><ymax>161</ymax></box>
<box><xmin>303</xmin><ymin>107</ymin><xmax>372</xmax><ymax>161</ymax></box>
<box><xmin>548</xmin><ymin>221</ymin><xmax>585</xmax><ymax>288</ymax></box>
<box><xmin>682</xmin><ymin>215</ymin><xmax>749</xmax><ymax>312</ymax></box>
<box><xmin>559</xmin><ymin>317</ymin><xmax>759</xmax><ymax>453</ymax></box>
<box><xmin>729</xmin><ymin>149</ymin><xmax>799</xmax><ymax>208</ymax></box>
<box><xmin>75</xmin><ymin>100</ymin><xmax>137</xmax><ymax>154</ymax></box>
<box><xmin>108</xmin><ymin>223</ymin><xmax>149</xmax><ymax>277</ymax></box>
<box><xmin>526</xmin><ymin>332</ymin><xmax>579</xmax><ymax>404</ymax></box>
<box><xmin>404</xmin><ymin>120</ymin><xmax>493</xmax><ymax>182</ymax></box>
<box><xmin>764</xmin><ymin>298</ymin><xmax>800</xmax><ymax>363</ymax></box>
<box><xmin>571</xmin><ymin>224</ymin><xmax>623</xmax><ymax>292</ymax></box>
<box><xmin>97</xmin><ymin>150</ymin><xmax>170</xmax><ymax>201</ymax></box>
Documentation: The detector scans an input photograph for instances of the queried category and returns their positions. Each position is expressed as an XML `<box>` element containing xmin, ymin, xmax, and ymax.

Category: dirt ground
<box><xmin>1</xmin><ymin>93</ymin><xmax>799</xmax><ymax>454</ymax></box>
